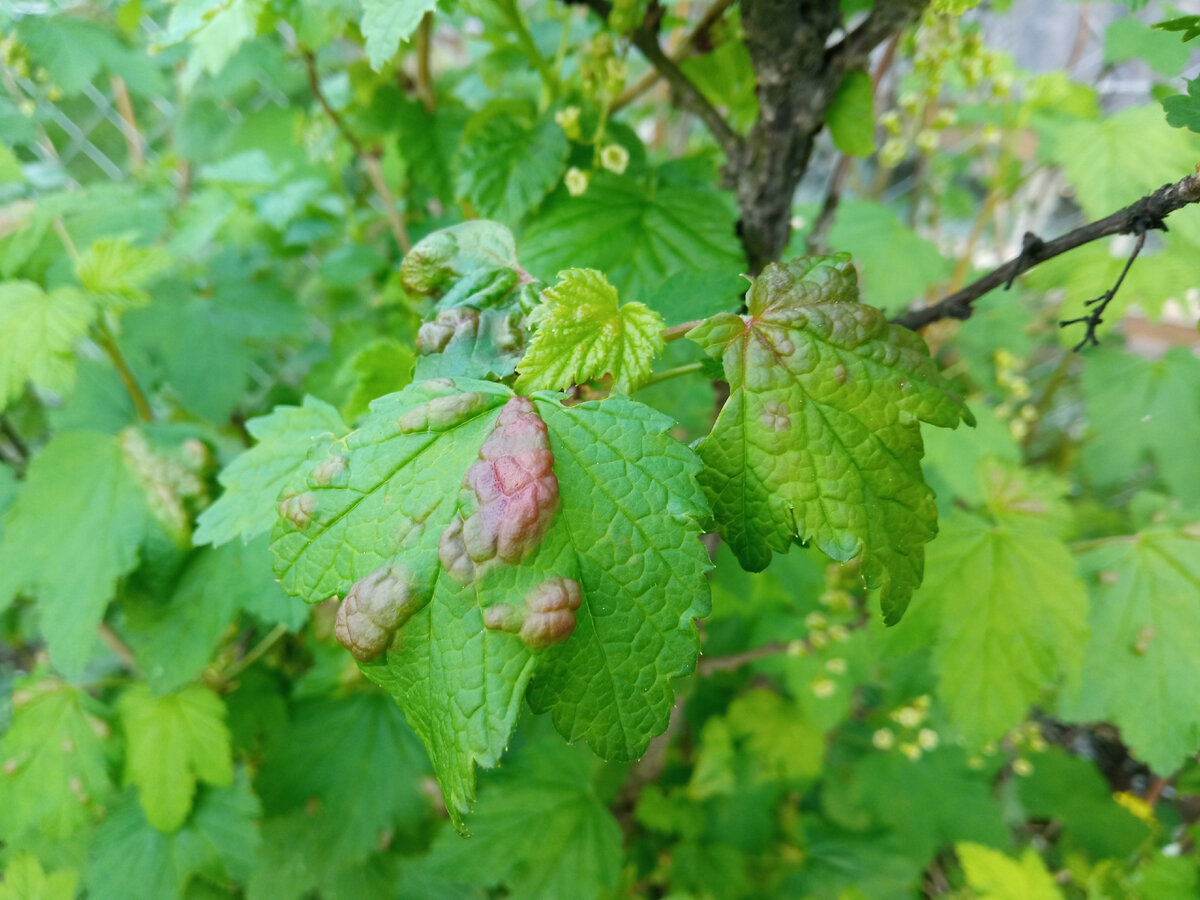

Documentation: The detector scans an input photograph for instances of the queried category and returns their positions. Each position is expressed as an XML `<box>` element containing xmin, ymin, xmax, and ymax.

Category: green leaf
<box><xmin>1163</xmin><ymin>78</ymin><xmax>1200</xmax><ymax>133</ymax></box>
<box><xmin>456</xmin><ymin>102</ymin><xmax>570</xmax><ymax>224</ymax></box>
<box><xmin>0</xmin><ymin>281</ymin><xmax>95</xmax><ymax>412</ymax></box>
<box><xmin>825</xmin><ymin>70</ymin><xmax>875</xmax><ymax>158</ymax></box>
<box><xmin>86</xmin><ymin>778</ymin><xmax>260</xmax><ymax>900</ymax></box>
<box><xmin>270</xmin><ymin>379</ymin><xmax>710</xmax><ymax>826</ymax></box>
<box><xmin>0</xmin><ymin>432</ymin><xmax>153</xmax><ymax>675</ymax></box>
<box><xmin>515</xmin><ymin>268</ymin><xmax>664</xmax><ymax>393</ymax></box>
<box><xmin>956</xmin><ymin>843</ymin><xmax>1063</xmax><ymax>900</ymax></box>
<box><xmin>724</xmin><ymin>689</ymin><xmax>825</xmax><ymax>782</ymax></box>
<box><xmin>688</xmin><ymin>256</ymin><xmax>972</xmax><ymax>623</ymax></box>
<box><xmin>193</xmin><ymin>397</ymin><xmax>348</xmax><ymax>547</ymax></box>
<box><xmin>117</xmin><ymin>683</ymin><xmax>234</xmax><ymax>833</ymax></box>
<box><xmin>122</xmin><ymin>538</ymin><xmax>302</xmax><ymax>693</ymax></box>
<box><xmin>426</xmin><ymin>732</ymin><xmax>621</xmax><ymax>899</ymax></box>
<box><xmin>362</xmin><ymin>0</ymin><xmax>440</xmax><ymax>70</ymax></box>
<box><xmin>1059</xmin><ymin>527</ymin><xmax>1200</xmax><ymax>774</ymax></box>
<box><xmin>1105</xmin><ymin>18</ymin><xmax>1191</xmax><ymax>77</ymax></box>
<box><xmin>0</xmin><ymin>853</ymin><xmax>78</xmax><ymax>900</ymax></box>
<box><xmin>0</xmin><ymin>676</ymin><xmax>114</xmax><ymax>840</ymax></box>
<box><xmin>75</xmin><ymin>237</ymin><xmax>170</xmax><ymax>312</ymax></box>
<box><xmin>1081</xmin><ymin>348</ymin><xmax>1200</xmax><ymax>508</ymax></box>
<box><xmin>900</xmin><ymin>513</ymin><xmax>1089</xmax><ymax>746</ymax></box>
<box><xmin>254</xmin><ymin>694</ymin><xmax>430</xmax><ymax>867</ymax></box>
<box><xmin>521</xmin><ymin>169</ymin><xmax>743</xmax><ymax>305</ymax></box>
<box><xmin>1154</xmin><ymin>14</ymin><xmax>1200</xmax><ymax>42</ymax></box>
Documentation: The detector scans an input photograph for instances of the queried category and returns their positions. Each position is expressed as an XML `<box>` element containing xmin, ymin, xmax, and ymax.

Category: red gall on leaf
<box><xmin>278</xmin><ymin>491</ymin><xmax>316</xmax><ymax>529</ymax></box>
<box><xmin>334</xmin><ymin>565</ymin><xmax>430</xmax><ymax>661</ymax></box>
<box><xmin>438</xmin><ymin>396</ymin><xmax>559</xmax><ymax>582</ymax></box>
<box><xmin>484</xmin><ymin>575</ymin><xmax>583</xmax><ymax>648</ymax></box>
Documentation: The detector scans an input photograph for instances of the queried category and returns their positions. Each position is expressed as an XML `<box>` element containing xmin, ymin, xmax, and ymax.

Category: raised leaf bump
<box><xmin>688</xmin><ymin>256</ymin><xmax>973</xmax><ymax>623</ymax></box>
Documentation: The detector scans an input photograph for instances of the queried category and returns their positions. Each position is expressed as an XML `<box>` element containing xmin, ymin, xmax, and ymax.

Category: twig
<box><xmin>415</xmin><ymin>13</ymin><xmax>436</xmax><ymax>113</ymax></box>
<box><xmin>1059</xmin><ymin>223</ymin><xmax>1155</xmax><ymax>350</ymax></box>
<box><xmin>570</xmin><ymin>0</ymin><xmax>741</xmax><ymax>156</ymax></box>
<box><xmin>893</xmin><ymin>172</ymin><xmax>1200</xmax><ymax>331</ymax></box>
<box><xmin>219</xmin><ymin>623</ymin><xmax>289</xmax><ymax>682</ymax></box>
<box><xmin>303</xmin><ymin>50</ymin><xmax>412</xmax><ymax>254</ymax></box>
<box><xmin>612</xmin><ymin>0</ymin><xmax>736</xmax><ymax>113</ymax></box>
<box><xmin>662</xmin><ymin>319</ymin><xmax>706</xmax><ymax>343</ymax></box>
<box><xmin>110</xmin><ymin>76</ymin><xmax>144</xmax><ymax>171</ymax></box>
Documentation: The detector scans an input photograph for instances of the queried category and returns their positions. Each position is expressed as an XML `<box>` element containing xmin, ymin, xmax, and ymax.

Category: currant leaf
<box><xmin>0</xmin><ymin>281</ymin><xmax>94</xmax><ymax>411</ymax></box>
<box><xmin>515</xmin><ymin>268</ymin><xmax>664</xmax><ymax>393</ymax></box>
<box><xmin>269</xmin><ymin>378</ymin><xmax>710</xmax><ymax>827</ymax></box>
<box><xmin>688</xmin><ymin>256</ymin><xmax>973</xmax><ymax>623</ymax></box>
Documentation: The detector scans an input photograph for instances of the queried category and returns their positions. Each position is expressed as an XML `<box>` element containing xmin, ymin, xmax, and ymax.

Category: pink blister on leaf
<box><xmin>438</xmin><ymin>396</ymin><xmax>560</xmax><ymax>581</ymax></box>
<box><xmin>335</xmin><ymin>565</ymin><xmax>430</xmax><ymax>661</ymax></box>
<box><xmin>484</xmin><ymin>575</ymin><xmax>583</xmax><ymax>648</ymax></box>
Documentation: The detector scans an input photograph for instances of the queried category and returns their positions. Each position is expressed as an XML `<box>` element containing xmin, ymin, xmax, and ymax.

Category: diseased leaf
<box><xmin>1059</xmin><ymin>527</ymin><xmax>1200</xmax><ymax>774</ymax></box>
<box><xmin>456</xmin><ymin>102</ymin><xmax>570</xmax><ymax>224</ymax></box>
<box><xmin>900</xmin><ymin>513</ymin><xmax>1089</xmax><ymax>747</ymax></box>
<box><xmin>956</xmin><ymin>843</ymin><xmax>1063</xmax><ymax>900</ymax></box>
<box><xmin>0</xmin><ymin>676</ymin><xmax>114</xmax><ymax>841</ymax></box>
<box><xmin>521</xmin><ymin>169</ymin><xmax>743</xmax><ymax>304</ymax></box>
<box><xmin>361</xmin><ymin>0</ymin><xmax>441</xmax><ymax>70</ymax></box>
<box><xmin>117</xmin><ymin>683</ymin><xmax>234</xmax><ymax>833</ymax></box>
<box><xmin>0</xmin><ymin>432</ymin><xmax>153</xmax><ymax>675</ymax></box>
<box><xmin>688</xmin><ymin>256</ymin><xmax>972</xmax><ymax>623</ymax></box>
<box><xmin>515</xmin><ymin>268</ymin><xmax>664</xmax><ymax>393</ymax></box>
<box><xmin>426</xmin><ymin>732</ymin><xmax>622</xmax><ymax>900</ymax></box>
<box><xmin>193</xmin><ymin>397</ymin><xmax>347</xmax><ymax>547</ymax></box>
<box><xmin>0</xmin><ymin>281</ymin><xmax>94</xmax><ymax>411</ymax></box>
<box><xmin>270</xmin><ymin>379</ymin><xmax>710</xmax><ymax>826</ymax></box>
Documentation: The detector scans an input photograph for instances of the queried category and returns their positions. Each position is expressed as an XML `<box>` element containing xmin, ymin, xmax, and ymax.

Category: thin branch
<box><xmin>833</xmin><ymin>0</ymin><xmax>928</xmax><ymax>72</ymax></box>
<box><xmin>219</xmin><ymin>623</ymin><xmax>289</xmax><ymax>683</ymax></box>
<box><xmin>893</xmin><ymin>172</ymin><xmax>1200</xmax><ymax>332</ymax></box>
<box><xmin>95</xmin><ymin>322</ymin><xmax>154</xmax><ymax>422</ymax></box>
<box><xmin>1060</xmin><ymin>227</ymin><xmax>1150</xmax><ymax>350</ymax></box>
<box><xmin>697</xmin><ymin>614</ymin><xmax>871</xmax><ymax>676</ymax></box>
<box><xmin>612</xmin><ymin>0</ymin><xmax>736</xmax><ymax>112</ymax></box>
<box><xmin>570</xmin><ymin>0</ymin><xmax>741</xmax><ymax>156</ymax></box>
<box><xmin>662</xmin><ymin>318</ymin><xmax>705</xmax><ymax>343</ymax></box>
<box><xmin>303</xmin><ymin>50</ymin><xmax>412</xmax><ymax>254</ymax></box>
<box><xmin>639</xmin><ymin>361</ymin><xmax>705</xmax><ymax>388</ymax></box>
<box><xmin>110</xmin><ymin>76</ymin><xmax>144</xmax><ymax>171</ymax></box>
<box><xmin>98</xmin><ymin>623</ymin><xmax>139</xmax><ymax>671</ymax></box>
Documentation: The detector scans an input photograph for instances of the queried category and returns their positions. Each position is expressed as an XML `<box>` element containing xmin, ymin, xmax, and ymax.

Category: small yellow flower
<box><xmin>554</xmin><ymin>106</ymin><xmax>581</xmax><ymax>140</ymax></box>
<box><xmin>899</xmin><ymin>742</ymin><xmax>922</xmax><ymax>761</ymax></box>
<box><xmin>564</xmin><ymin>167</ymin><xmax>589</xmax><ymax>197</ymax></box>
<box><xmin>1012</xmin><ymin>758</ymin><xmax>1034</xmax><ymax>777</ymax></box>
<box><xmin>828</xmin><ymin>624</ymin><xmax>850</xmax><ymax>643</ymax></box>
<box><xmin>804</xmin><ymin>612</ymin><xmax>828</xmax><ymax>630</ymax></box>
<box><xmin>599</xmin><ymin>143</ymin><xmax>629</xmax><ymax>175</ymax></box>
<box><xmin>895</xmin><ymin>706</ymin><xmax>923</xmax><ymax>729</ymax></box>
<box><xmin>825</xmin><ymin>657</ymin><xmax>847</xmax><ymax>675</ymax></box>
<box><xmin>872</xmin><ymin>728</ymin><xmax>895</xmax><ymax>750</ymax></box>
<box><xmin>917</xmin><ymin>728</ymin><xmax>939</xmax><ymax>751</ymax></box>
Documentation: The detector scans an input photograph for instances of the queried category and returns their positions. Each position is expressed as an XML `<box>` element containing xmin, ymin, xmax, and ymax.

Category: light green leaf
<box><xmin>515</xmin><ymin>268</ymin><xmax>664</xmax><ymax>393</ymax></box>
<box><xmin>1059</xmin><ymin>527</ymin><xmax>1200</xmax><ymax>774</ymax></box>
<box><xmin>902</xmin><ymin>513</ymin><xmax>1089</xmax><ymax>747</ymax></box>
<box><xmin>0</xmin><ymin>432</ymin><xmax>152</xmax><ymax>675</ymax></box>
<box><xmin>1105</xmin><ymin>18</ymin><xmax>1191</xmax><ymax>77</ymax></box>
<box><xmin>0</xmin><ymin>853</ymin><xmax>78</xmax><ymax>900</ymax></box>
<box><xmin>0</xmin><ymin>281</ymin><xmax>95</xmax><ymax>411</ymax></box>
<box><xmin>688</xmin><ymin>256</ymin><xmax>972</xmax><ymax>623</ymax></box>
<box><xmin>86</xmin><ymin>777</ymin><xmax>260</xmax><ymax>900</ymax></box>
<box><xmin>1080</xmin><ymin>348</ymin><xmax>1200</xmax><ymax>508</ymax></box>
<box><xmin>362</xmin><ymin>0</ymin><xmax>441</xmax><ymax>70</ymax></box>
<box><xmin>0</xmin><ymin>676</ymin><xmax>114</xmax><ymax>840</ymax></box>
<box><xmin>75</xmin><ymin>236</ymin><xmax>170</xmax><ymax>312</ymax></box>
<box><xmin>724</xmin><ymin>690</ymin><xmax>825</xmax><ymax>782</ymax></box>
<box><xmin>825</xmin><ymin>69</ymin><xmax>875</xmax><ymax>157</ymax></box>
<box><xmin>956</xmin><ymin>843</ymin><xmax>1063</xmax><ymax>900</ymax></box>
<box><xmin>254</xmin><ymin>694</ymin><xmax>430</xmax><ymax>868</ymax></box>
<box><xmin>521</xmin><ymin>169</ymin><xmax>743</xmax><ymax>304</ymax></box>
<box><xmin>270</xmin><ymin>379</ymin><xmax>710</xmax><ymax>826</ymax></box>
<box><xmin>117</xmin><ymin>683</ymin><xmax>234</xmax><ymax>833</ymax></box>
<box><xmin>426</xmin><ymin>732</ymin><xmax>621</xmax><ymax>899</ymax></box>
<box><xmin>192</xmin><ymin>397</ymin><xmax>348</xmax><ymax>547</ymax></box>
<box><xmin>456</xmin><ymin>102</ymin><xmax>570</xmax><ymax>224</ymax></box>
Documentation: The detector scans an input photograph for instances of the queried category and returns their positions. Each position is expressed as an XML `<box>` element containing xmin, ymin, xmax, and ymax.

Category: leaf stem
<box><xmin>498</xmin><ymin>0</ymin><xmax>559</xmax><ymax>101</ymax></box>
<box><xmin>661</xmin><ymin>319</ymin><xmax>705</xmax><ymax>343</ymax></box>
<box><xmin>639</xmin><ymin>361</ymin><xmax>704</xmax><ymax>389</ymax></box>
<box><xmin>219</xmin><ymin>623</ymin><xmax>289</xmax><ymax>682</ymax></box>
<box><xmin>95</xmin><ymin>321</ymin><xmax>154</xmax><ymax>422</ymax></box>
<box><xmin>415</xmin><ymin>13</ymin><xmax>436</xmax><ymax>113</ymax></box>
<box><xmin>98</xmin><ymin>623</ymin><xmax>139</xmax><ymax>671</ymax></box>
